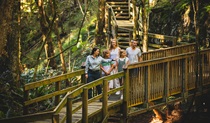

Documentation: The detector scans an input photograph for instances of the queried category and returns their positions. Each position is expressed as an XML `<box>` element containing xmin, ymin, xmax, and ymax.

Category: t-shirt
<box><xmin>126</xmin><ymin>47</ymin><xmax>142</xmax><ymax>64</ymax></box>
<box><xmin>101</xmin><ymin>60</ymin><xmax>114</xmax><ymax>75</ymax></box>
<box><xmin>85</xmin><ymin>55</ymin><xmax>112</xmax><ymax>74</ymax></box>
<box><xmin>110</xmin><ymin>47</ymin><xmax>120</xmax><ymax>59</ymax></box>
<box><xmin>110</xmin><ymin>47</ymin><xmax>120</xmax><ymax>65</ymax></box>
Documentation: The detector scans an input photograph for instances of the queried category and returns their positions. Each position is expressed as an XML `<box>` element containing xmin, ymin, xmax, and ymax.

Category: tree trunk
<box><xmin>192</xmin><ymin>0</ymin><xmax>201</xmax><ymax>89</ymax></box>
<box><xmin>0</xmin><ymin>0</ymin><xmax>21</xmax><ymax>87</ymax></box>
<box><xmin>36</xmin><ymin>0</ymin><xmax>57</xmax><ymax>69</ymax></box>
<box><xmin>133</xmin><ymin>0</ymin><xmax>137</xmax><ymax>40</ymax></box>
<box><xmin>142</xmin><ymin>0</ymin><xmax>149</xmax><ymax>52</ymax></box>
<box><xmin>95</xmin><ymin>0</ymin><xmax>106</xmax><ymax>46</ymax></box>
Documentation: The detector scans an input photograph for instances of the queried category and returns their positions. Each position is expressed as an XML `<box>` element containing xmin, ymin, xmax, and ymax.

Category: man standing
<box><xmin>126</xmin><ymin>40</ymin><xmax>142</xmax><ymax>64</ymax></box>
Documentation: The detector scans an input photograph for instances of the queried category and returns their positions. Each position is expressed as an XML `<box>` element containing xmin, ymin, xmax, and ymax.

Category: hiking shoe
<box><xmin>116</xmin><ymin>91</ymin><xmax>120</xmax><ymax>95</ymax></box>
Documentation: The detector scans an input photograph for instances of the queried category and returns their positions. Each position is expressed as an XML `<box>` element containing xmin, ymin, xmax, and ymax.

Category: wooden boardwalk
<box><xmin>29</xmin><ymin>94</ymin><xmax>121</xmax><ymax>123</ymax></box>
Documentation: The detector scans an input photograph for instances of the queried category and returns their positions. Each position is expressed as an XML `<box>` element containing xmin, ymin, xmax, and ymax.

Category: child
<box><xmin>117</xmin><ymin>49</ymin><xmax>129</xmax><ymax>99</ymax></box>
<box><xmin>118</xmin><ymin>49</ymin><xmax>129</xmax><ymax>73</ymax></box>
<box><xmin>100</xmin><ymin>49</ymin><xmax>115</xmax><ymax>91</ymax></box>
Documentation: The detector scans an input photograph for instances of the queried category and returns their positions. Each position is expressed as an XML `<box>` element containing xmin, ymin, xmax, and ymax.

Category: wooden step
<box><xmin>113</xmin><ymin>8</ymin><xmax>128</xmax><ymax>12</ymax></box>
<box><xmin>107</xmin><ymin>2</ymin><xmax>128</xmax><ymax>5</ymax></box>
<box><xmin>118</xmin><ymin>32</ymin><xmax>130</xmax><ymax>36</ymax></box>
<box><xmin>116</xmin><ymin>16</ymin><xmax>130</xmax><ymax>20</ymax></box>
<box><xmin>115</xmin><ymin>13</ymin><xmax>129</xmax><ymax>17</ymax></box>
<box><xmin>111</xmin><ymin>5</ymin><xmax>128</xmax><ymax>8</ymax></box>
<box><xmin>118</xmin><ymin>41</ymin><xmax>130</xmax><ymax>45</ymax></box>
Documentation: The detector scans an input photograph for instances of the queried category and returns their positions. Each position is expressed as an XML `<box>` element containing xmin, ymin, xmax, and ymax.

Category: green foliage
<box><xmin>175</xmin><ymin>0</ymin><xmax>191</xmax><ymax>12</ymax></box>
<box><xmin>205</xmin><ymin>5</ymin><xmax>210</xmax><ymax>11</ymax></box>
<box><xmin>0</xmin><ymin>70</ymin><xmax>24</xmax><ymax>118</ymax></box>
<box><xmin>19</xmin><ymin>0</ymin><xmax>100</xmax><ymax>114</ymax></box>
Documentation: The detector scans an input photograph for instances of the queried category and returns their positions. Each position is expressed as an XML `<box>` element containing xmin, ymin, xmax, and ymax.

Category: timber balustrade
<box><xmin>23</xmin><ymin>69</ymin><xmax>86</xmax><ymax>114</ymax></box>
<box><xmin>106</xmin><ymin>3</ymin><xmax>118</xmax><ymax>42</ymax></box>
<box><xmin>1</xmin><ymin>44</ymin><xmax>210</xmax><ymax>123</ymax></box>
<box><xmin>124</xmin><ymin>48</ymin><xmax>210</xmax><ymax>115</ymax></box>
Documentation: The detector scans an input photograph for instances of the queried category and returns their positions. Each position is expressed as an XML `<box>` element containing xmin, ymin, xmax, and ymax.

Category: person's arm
<box><xmin>124</xmin><ymin>57</ymin><xmax>129</xmax><ymax>68</ymax></box>
<box><xmin>126</xmin><ymin>58</ymin><xmax>130</xmax><ymax>65</ymax></box>
<box><xmin>100</xmin><ymin>65</ymin><xmax>107</xmax><ymax>75</ymax></box>
<box><xmin>107</xmin><ymin>63</ymin><xmax>115</xmax><ymax>75</ymax></box>
<box><xmin>85</xmin><ymin>56</ymin><xmax>89</xmax><ymax>78</ymax></box>
<box><xmin>138</xmin><ymin>56</ymin><xmax>142</xmax><ymax>62</ymax></box>
<box><xmin>138</xmin><ymin>49</ymin><xmax>142</xmax><ymax>62</ymax></box>
<box><xmin>126</xmin><ymin>48</ymin><xmax>129</xmax><ymax>57</ymax></box>
<box><xmin>100</xmin><ymin>55</ymin><xmax>113</xmax><ymax>62</ymax></box>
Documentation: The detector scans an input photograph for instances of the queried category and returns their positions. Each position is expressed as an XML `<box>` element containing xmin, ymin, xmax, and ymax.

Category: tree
<box><xmin>36</xmin><ymin>0</ymin><xmax>57</xmax><ymax>69</ymax></box>
<box><xmin>141</xmin><ymin>0</ymin><xmax>149</xmax><ymax>52</ymax></box>
<box><xmin>95</xmin><ymin>0</ymin><xmax>106</xmax><ymax>46</ymax></box>
<box><xmin>0</xmin><ymin>0</ymin><xmax>23</xmax><ymax>118</ymax></box>
<box><xmin>0</xmin><ymin>0</ymin><xmax>21</xmax><ymax>87</ymax></box>
<box><xmin>133</xmin><ymin>0</ymin><xmax>137</xmax><ymax>40</ymax></box>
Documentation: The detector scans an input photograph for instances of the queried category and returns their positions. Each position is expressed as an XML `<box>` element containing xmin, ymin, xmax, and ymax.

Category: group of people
<box><xmin>85</xmin><ymin>39</ymin><xmax>142</xmax><ymax>99</ymax></box>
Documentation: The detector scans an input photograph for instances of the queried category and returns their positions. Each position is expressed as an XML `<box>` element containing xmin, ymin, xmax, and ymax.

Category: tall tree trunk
<box><xmin>53</xmin><ymin>13</ymin><xmax>67</xmax><ymax>75</ymax></box>
<box><xmin>95</xmin><ymin>0</ymin><xmax>106</xmax><ymax>46</ymax></box>
<box><xmin>0</xmin><ymin>0</ymin><xmax>21</xmax><ymax>87</ymax></box>
<box><xmin>36</xmin><ymin>0</ymin><xmax>57</xmax><ymax>69</ymax></box>
<box><xmin>142</xmin><ymin>0</ymin><xmax>149</xmax><ymax>52</ymax></box>
<box><xmin>133</xmin><ymin>0</ymin><xmax>137</xmax><ymax>40</ymax></box>
<box><xmin>192</xmin><ymin>0</ymin><xmax>201</xmax><ymax>89</ymax></box>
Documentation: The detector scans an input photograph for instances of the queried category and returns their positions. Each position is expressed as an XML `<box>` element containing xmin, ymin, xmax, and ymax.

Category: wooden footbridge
<box><xmin>1</xmin><ymin>0</ymin><xmax>210</xmax><ymax>123</ymax></box>
<box><xmin>1</xmin><ymin>43</ymin><xmax>210</xmax><ymax>123</ymax></box>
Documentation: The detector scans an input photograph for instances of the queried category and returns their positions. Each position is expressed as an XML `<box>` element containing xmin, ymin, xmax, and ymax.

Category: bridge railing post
<box><xmin>183</xmin><ymin>57</ymin><xmax>189</xmax><ymax>101</ymax></box>
<box><xmin>67</xmin><ymin>96</ymin><xmax>73</xmax><ymax>123</ymax></box>
<box><xmin>144</xmin><ymin>66</ymin><xmax>149</xmax><ymax>109</ymax></box>
<box><xmin>164</xmin><ymin>62</ymin><xmax>170</xmax><ymax>103</ymax></box>
<box><xmin>55</xmin><ymin>81</ymin><xmax>61</xmax><ymax>105</ymax></box>
<box><xmin>52</xmin><ymin>113</ymin><xmax>59</xmax><ymax>123</ymax></box>
<box><xmin>102</xmin><ymin>79</ymin><xmax>108</xmax><ymax>122</ymax></box>
<box><xmin>23</xmin><ymin>89</ymin><xmax>29</xmax><ymax>114</ymax></box>
<box><xmin>81</xmin><ymin>63</ymin><xmax>86</xmax><ymax>84</ymax></box>
<box><xmin>123</xmin><ymin>67</ymin><xmax>129</xmax><ymax>122</ymax></box>
<box><xmin>82</xmin><ymin>88</ymin><xmax>88</xmax><ymax>123</ymax></box>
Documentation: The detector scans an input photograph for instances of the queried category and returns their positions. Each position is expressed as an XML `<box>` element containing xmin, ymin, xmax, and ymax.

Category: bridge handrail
<box><xmin>54</xmin><ymin>72</ymin><xmax>124</xmax><ymax>122</ymax></box>
<box><xmin>106</xmin><ymin>3</ymin><xmax>117</xmax><ymax>26</ymax></box>
<box><xmin>1</xmin><ymin>44</ymin><xmax>207</xmax><ymax>122</ymax></box>
<box><xmin>106</xmin><ymin>3</ymin><xmax>118</xmax><ymax>41</ymax></box>
<box><xmin>23</xmin><ymin>69</ymin><xmax>85</xmax><ymax>114</ymax></box>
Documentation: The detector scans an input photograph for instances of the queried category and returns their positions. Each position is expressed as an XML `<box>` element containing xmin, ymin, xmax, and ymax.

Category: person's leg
<box><xmin>87</xmin><ymin>73</ymin><xmax>94</xmax><ymax>99</ymax></box>
<box><xmin>95</xmin><ymin>71</ymin><xmax>102</xmax><ymax>95</ymax></box>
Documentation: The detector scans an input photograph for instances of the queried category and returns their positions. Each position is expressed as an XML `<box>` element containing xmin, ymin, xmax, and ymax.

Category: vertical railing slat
<box><xmin>82</xmin><ymin>88</ymin><xmax>88</xmax><ymax>123</ymax></box>
<box><xmin>67</xmin><ymin>97</ymin><xmax>73</xmax><ymax>123</ymax></box>
<box><xmin>102</xmin><ymin>79</ymin><xmax>108</xmax><ymax>123</ymax></box>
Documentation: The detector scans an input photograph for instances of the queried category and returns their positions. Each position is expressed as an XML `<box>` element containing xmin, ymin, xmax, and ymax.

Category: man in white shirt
<box><xmin>126</xmin><ymin>40</ymin><xmax>142</xmax><ymax>64</ymax></box>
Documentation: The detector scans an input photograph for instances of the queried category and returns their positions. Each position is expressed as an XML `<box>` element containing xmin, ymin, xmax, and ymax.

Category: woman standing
<box><xmin>85</xmin><ymin>47</ymin><xmax>113</xmax><ymax>99</ymax></box>
<box><xmin>109</xmin><ymin>39</ymin><xmax>121</xmax><ymax>95</ymax></box>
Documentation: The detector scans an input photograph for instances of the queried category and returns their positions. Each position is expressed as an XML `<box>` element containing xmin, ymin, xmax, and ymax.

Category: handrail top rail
<box><xmin>127</xmin><ymin>48</ymin><xmax>210</xmax><ymax>69</ymax></box>
<box><xmin>142</xmin><ymin>43</ymin><xmax>196</xmax><ymax>54</ymax></box>
<box><xmin>106</xmin><ymin>3</ymin><xmax>118</xmax><ymax>26</ymax></box>
<box><xmin>24</xmin><ymin>69</ymin><xmax>84</xmax><ymax>90</ymax></box>
<box><xmin>69</xmin><ymin>71</ymin><xmax>124</xmax><ymax>97</ymax></box>
<box><xmin>127</xmin><ymin>51</ymin><xmax>196</xmax><ymax>69</ymax></box>
<box><xmin>53</xmin><ymin>71</ymin><xmax>124</xmax><ymax>113</ymax></box>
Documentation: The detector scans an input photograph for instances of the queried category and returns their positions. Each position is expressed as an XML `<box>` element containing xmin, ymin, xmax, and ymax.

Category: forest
<box><xmin>0</xmin><ymin>0</ymin><xmax>209</xmax><ymax>121</ymax></box>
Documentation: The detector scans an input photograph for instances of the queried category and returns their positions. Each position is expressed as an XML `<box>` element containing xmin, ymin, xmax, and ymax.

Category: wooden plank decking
<box><xmin>29</xmin><ymin>94</ymin><xmax>121</xmax><ymax>123</ymax></box>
